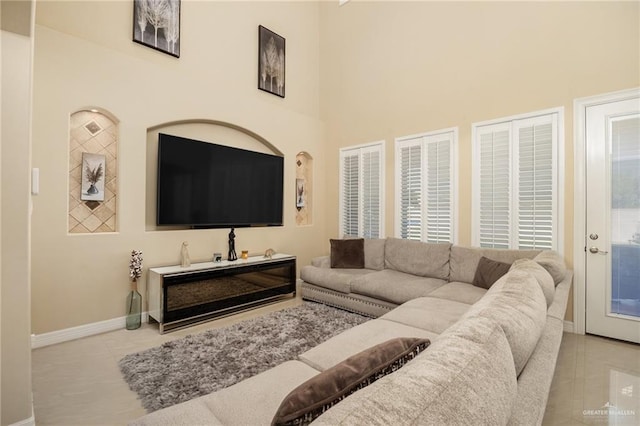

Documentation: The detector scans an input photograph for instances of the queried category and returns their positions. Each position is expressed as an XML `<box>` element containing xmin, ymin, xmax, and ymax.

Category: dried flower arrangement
<box><xmin>129</xmin><ymin>250</ymin><xmax>143</xmax><ymax>282</ymax></box>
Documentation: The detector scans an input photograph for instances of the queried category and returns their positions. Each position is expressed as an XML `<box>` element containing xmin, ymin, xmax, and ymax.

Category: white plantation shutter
<box><xmin>516</xmin><ymin>116</ymin><xmax>556</xmax><ymax>250</ymax></box>
<box><xmin>397</xmin><ymin>141</ymin><xmax>423</xmax><ymax>240</ymax></box>
<box><xmin>340</xmin><ymin>151</ymin><xmax>359</xmax><ymax>237</ymax></box>
<box><xmin>478</xmin><ymin>125</ymin><xmax>511</xmax><ymax>248</ymax></box>
<box><xmin>339</xmin><ymin>142</ymin><xmax>384</xmax><ymax>238</ymax></box>
<box><xmin>473</xmin><ymin>110</ymin><xmax>561</xmax><ymax>250</ymax></box>
<box><xmin>362</xmin><ymin>147</ymin><xmax>381</xmax><ymax>238</ymax></box>
<box><xmin>425</xmin><ymin>138</ymin><xmax>453</xmax><ymax>243</ymax></box>
<box><xmin>396</xmin><ymin>130</ymin><xmax>456</xmax><ymax>243</ymax></box>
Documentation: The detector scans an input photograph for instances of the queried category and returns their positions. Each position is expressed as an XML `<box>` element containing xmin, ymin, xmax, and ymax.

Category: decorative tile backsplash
<box><xmin>295</xmin><ymin>152</ymin><xmax>312</xmax><ymax>226</ymax></box>
<box><xmin>68</xmin><ymin>110</ymin><xmax>118</xmax><ymax>233</ymax></box>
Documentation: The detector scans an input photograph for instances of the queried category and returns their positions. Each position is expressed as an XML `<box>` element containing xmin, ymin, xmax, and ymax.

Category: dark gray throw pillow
<box><xmin>271</xmin><ymin>337</ymin><xmax>431</xmax><ymax>426</ymax></box>
<box><xmin>473</xmin><ymin>256</ymin><xmax>511</xmax><ymax>289</ymax></box>
<box><xmin>330</xmin><ymin>238</ymin><xmax>365</xmax><ymax>269</ymax></box>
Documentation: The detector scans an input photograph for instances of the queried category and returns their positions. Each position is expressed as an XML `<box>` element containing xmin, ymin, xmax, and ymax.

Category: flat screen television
<box><xmin>156</xmin><ymin>133</ymin><xmax>284</xmax><ymax>228</ymax></box>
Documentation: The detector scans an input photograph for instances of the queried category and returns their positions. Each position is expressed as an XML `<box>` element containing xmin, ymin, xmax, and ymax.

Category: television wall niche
<box><xmin>156</xmin><ymin>133</ymin><xmax>284</xmax><ymax>228</ymax></box>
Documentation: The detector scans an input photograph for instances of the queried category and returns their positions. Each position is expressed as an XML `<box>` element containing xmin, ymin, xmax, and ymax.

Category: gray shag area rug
<box><xmin>118</xmin><ymin>302</ymin><xmax>370</xmax><ymax>412</ymax></box>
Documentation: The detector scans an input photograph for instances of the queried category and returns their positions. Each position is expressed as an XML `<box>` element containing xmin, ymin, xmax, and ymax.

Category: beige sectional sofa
<box><xmin>132</xmin><ymin>238</ymin><xmax>572</xmax><ymax>426</ymax></box>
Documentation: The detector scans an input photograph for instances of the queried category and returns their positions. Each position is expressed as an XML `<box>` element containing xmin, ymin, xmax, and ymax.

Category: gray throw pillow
<box><xmin>330</xmin><ymin>238</ymin><xmax>365</xmax><ymax>269</ymax></box>
<box><xmin>271</xmin><ymin>337</ymin><xmax>431</xmax><ymax>426</ymax></box>
<box><xmin>473</xmin><ymin>256</ymin><xmax>511</xmax><ymax>289</ymax></box>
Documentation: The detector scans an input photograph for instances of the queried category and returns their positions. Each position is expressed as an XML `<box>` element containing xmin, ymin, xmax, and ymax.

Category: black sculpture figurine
<box><xmin>228</xmin><ymin>228</ymin><xmax>238</xmax><ymax>261</ymax></box>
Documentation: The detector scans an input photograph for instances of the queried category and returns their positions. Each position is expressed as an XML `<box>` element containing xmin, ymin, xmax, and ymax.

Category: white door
<box><xmin>585</xmin><ymin>95</ymin><xmax>640</xmax><ymax>344</ymax></box>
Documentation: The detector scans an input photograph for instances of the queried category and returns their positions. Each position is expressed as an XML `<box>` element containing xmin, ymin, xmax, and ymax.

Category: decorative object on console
<box><xmin>241</xmin><ymin>250</ymin><xmax>249</xmax><ymax>260</ymax></box>
<box><xmin>330</xmin><ymin>238</ymin><xmax>365</xmax><ymax>269</ymax></box>
<box><xmin>81</xmin><ymin>152</ymin><xmax>105</xmax><ymax>201</ymax></box>
<box><xmin>228</xmin><ymin>228</ymin><xmax>237</xmax><ymax>261</ymax></box>
<box><xmin>127</xmin><ymin>250</ymin><xmax>143</xmax><ymax>330</ymax></box>
<box><xmin>213</xmin><ymin>252</ymin><xmax>222</xmax><ymax>262</ymax></box>
<box><xmin>258</xmin><ymin>25</ymin><xmax>285</xmax><ymax>98</ymax></box>
<box><xmin>133</xmin><ymin>0</ymin><xmax>181</xmax><ymax>58</ymax></box>
<box><xmin>264</xmin><ymin>248</ymin><xmax>276</xmax><ymax>259</ymax></box>
<box><xmin>180</xmin><ymin>241</ymin><xmax>190</xmax><ymax>268</ymax></box>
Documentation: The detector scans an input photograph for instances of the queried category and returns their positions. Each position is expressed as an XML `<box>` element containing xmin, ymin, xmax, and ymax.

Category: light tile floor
<box><xmin>32</xmin><ymin>298</ymin><xmax>303</xmax><ymax>425</ymax></box>
<box><xmin>542</xmin><ymin>332</ymin><xmax>640</xmax><ymax>425</ymax></box>
<box><xmin>33</xmin><ymin>301</ymin><xmax>639</xmax><ymax>425</ymax></box>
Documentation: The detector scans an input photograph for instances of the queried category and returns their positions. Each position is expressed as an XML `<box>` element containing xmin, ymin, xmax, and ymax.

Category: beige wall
<box><xmin>30</xmin><ymin>1</ymin><xmax>640</xmax><ymax>334</ymax></box>
<box><xmin>319</xmin><ymin>0</ymin><xmax>640</xmax><ymax>321</ymax></box>
<box><xmin>1</xmin><ymin>0</ymin><xmax>34</xmax><ymax>423</ymax></box>
<box><xmin>31</xmin><ymin>1</ymin><xmax>325</xmax><ymax>334</ymax></box>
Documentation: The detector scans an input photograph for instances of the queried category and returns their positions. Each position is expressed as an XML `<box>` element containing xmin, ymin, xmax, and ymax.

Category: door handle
<box><xmin>589</xmin><ymin>246</ymin><xmax>609</xmax><ymax>255</ymax></box>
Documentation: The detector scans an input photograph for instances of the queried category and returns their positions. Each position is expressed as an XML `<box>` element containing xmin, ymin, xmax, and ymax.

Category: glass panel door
<box><xmin>586</xmin><ymin>96</ymin><xmax>640</xmax><ymax>344</ymax></box>
<box><xmin>611</xmin><ymin>115</ymin><xmax>640</xmax><ymax>318</ymax></box>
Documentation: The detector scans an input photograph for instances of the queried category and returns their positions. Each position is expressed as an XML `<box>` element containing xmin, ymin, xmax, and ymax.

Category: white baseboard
<box><xmin>563</xmin><ymin>320</ymin><xmax>575</xmax><ymax>333</ymax></box>
<box><xmin>10</xmin><ymin>414</ymin><xmax>34</xmax><ymax>426</ymax></box>
<box><xmin>31</xmin><ymin>312</ymin><xmax>149</xmax><ymax>349</ymax></box>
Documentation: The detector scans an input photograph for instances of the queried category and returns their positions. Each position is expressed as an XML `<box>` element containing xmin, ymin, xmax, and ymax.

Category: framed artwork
<box><xmin>296</xmin><ymin>178</ymin><xmax>305</xmax><ymax>209</ymax></box>
<box><xmin>81</xmin><ymin>152</ymin><xmax>106</xmax><ymax>202</ymax></box>
<box><xmin>133</xmin><ymin>0</ymin><xmax>181</xmax><ymax>58</ymax></box>
<box><xmin>258</xmin><ymin>25</ymin><xmax>285</xmax><ymax>98</ymax></box>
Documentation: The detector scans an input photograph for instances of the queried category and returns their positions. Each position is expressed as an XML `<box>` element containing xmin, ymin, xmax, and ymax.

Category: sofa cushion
<box><xmin>272</xmin><ymin>337</ymin><xmax>430</xmax><ymax>426</ymax></box>
<box><xmin>311</xmin><ymin>256</ymin><xmax>330</xmax><ymax>268</ymax></box>
<box><xmin>205</xmin><ymin>360</ymin><xmax>320</xmax><ymax>426</ymax></box>
<box><xmin>546</xmin><ymin>271</ymin><xmax>573</xmax><ymax>320</ymax></box>
<box><xmin>300</xmin><ymin>265</ymin><xmax>372</xmax><ymax>294</ymax></box>
<box><xmin>380</xmin><ymin>297</ymin><xmax>472</xmax><ymax>334</ymax></box>
<box><xmin>312</xmin><ymin>315</ymin><xmax>518</xmax><ymax>426</ymax></box>
<box><xmin>298</xmin><ymin>318</ymin><xmax>437</xmax><ymax>371</ymax></box>
<box><xmin>384</xmin><ymin>238</ymin><xmax>451</xmax><ymax>279</ymax></box>
<box><xmin>472</xmin><ymin>256</ymin><xmax>511</xmax><ymax>289</ymax></box>
<box><xmin>300</xmin><ymin>281</ymin><xmax>398</xmax><ymax>318</ymax></box>
<box><xmin>534</xmin><ymin>250</ymin><xmax>567</xmax><ymax>286</ymax></box>
<box><xmin>330</xmin><ymin>238</ymin><xmax>364</xmax><ymax>269</ymax></box>
<box><xmin>129</xmin><ymin>398</ymin><xmax>225</xmax><ymax>426</ymax></box>
<box><xmin>350</xmin><ymin>270</ymin><xmax>447</xmax><ymax>305</ymax></box>
<box><xmin>510</xmin><ymin>258</ymin><xmax>555</xmax><ymax>307</ymax></box>
<box><xmin>507</xmin><ymin>317</ymin><xmax>565</xmax><ymax>426</ymax></box>
<box><xmin>463</xmin><ymin>269</ymin><xmax>547</xmax><ymax>376</ymax></box>
<box><xmin>132</xmin><ymin>360</ymin><xmax>319</xmax><ymax>426</ymax></box>
<box><xmin>450</xmin><ymin>246</ymin><xmax>541</xmax><ymax>284</ymax></box>
<box><xmin>427</xmin><ymin>281</ymin><xmax>488</xmax><ymax>305</ymax></box>
<box><xmin>364</xmin><ymin>238</ymin><xmax>386</xmax><ymax>270</ymax></box>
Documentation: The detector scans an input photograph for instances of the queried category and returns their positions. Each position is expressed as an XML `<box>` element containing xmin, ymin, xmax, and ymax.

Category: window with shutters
<box><xmin>395</xmin><ymin>129</ymin><xmax>457</xmax><ymax>243</ymax></box>
<box><xmin>472</xmin><ymin>108</ymin><xmax>564</xmax><ymax>251</ymax></box>
<box><xmin>339</xmin><ymin>142</ymin><xmax>385</xmax><ymax>238</ymax></box>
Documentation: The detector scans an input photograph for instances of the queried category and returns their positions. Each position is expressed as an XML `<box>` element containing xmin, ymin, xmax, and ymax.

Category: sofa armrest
<box><xmin>311</xmin><ymin>256</ymin><xmax>331</xmax><ymax>268</ymax></box>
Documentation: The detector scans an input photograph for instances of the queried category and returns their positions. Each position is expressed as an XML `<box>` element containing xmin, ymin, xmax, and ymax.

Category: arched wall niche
<box><xmin>68</xmin><ymin>107</ymin><xmax>119</xmax><ymax>233</ymax></box>
<box><xmin>295</xmin><ymin>151</ymin><xmax>313</xmax><ymax>226</ymax></box>
<box><xmin>145</xmin><ymin>119</ymin><xmax>283</xmax><ymax>231</ymax></box>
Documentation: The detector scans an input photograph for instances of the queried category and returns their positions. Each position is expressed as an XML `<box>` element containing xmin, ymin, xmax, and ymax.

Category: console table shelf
<box><xmin>148</xmin><ymin>254</ymin><xmax>296</xmax><ymax>333</ymax></box>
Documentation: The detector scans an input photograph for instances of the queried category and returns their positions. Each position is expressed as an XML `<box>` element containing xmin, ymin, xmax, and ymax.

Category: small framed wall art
<box><xmin>133</xmin><ymin>0</ymin><xmax>181</xmax><ymax>58</ymax></box>
<box><xmin>258</xmin><ymin>25</ymin><xmax>285</xmax><ymax>98</ymax></box>
<box><xmin>296</xmin><ymin>178</ymin><xmax>305</xmax><ymax>210</ymax></box>
<box><xmin>81</xmin><ymin>152</ymin><xmax>106</xmax><ymax>202</ymax></box>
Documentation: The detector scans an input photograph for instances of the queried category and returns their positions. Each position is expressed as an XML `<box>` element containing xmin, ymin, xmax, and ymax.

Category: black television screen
<box><xmin>157</xmin><ymin>133</ymin><xmax>284</xmax><ymax>228</ymax></box>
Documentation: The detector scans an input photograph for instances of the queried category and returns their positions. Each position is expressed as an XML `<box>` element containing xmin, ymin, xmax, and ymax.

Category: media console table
<box><xmin>148</xmin><ymin>254</ymin><xmax>296</xmax><ymax>333</ymax></box>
